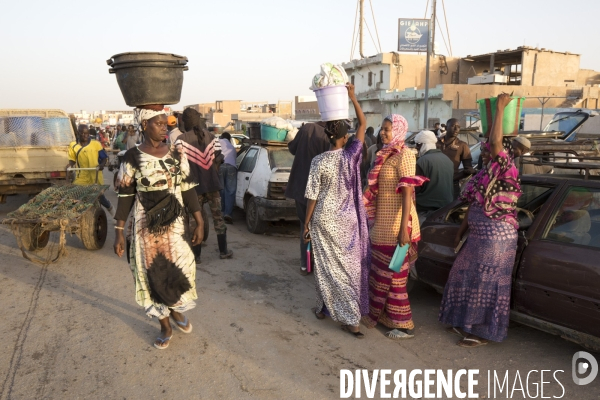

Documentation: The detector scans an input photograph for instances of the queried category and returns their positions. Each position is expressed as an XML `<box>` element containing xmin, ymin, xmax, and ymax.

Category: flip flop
<box><xmin>171</xmin><ymin>315</ymin><xmax>193</xmax><ymax>334</ymax></box>
<box><xmin>311</xmin><ymin>307</ymin><xmax>325</xmax><ymax>320</ymax></box>
<box><xmin>341</xmin><ymin>325</ymin><xmax>365</xmax><ymax>339</ymax></box>
<box><xmin>153</xmin><ymin>335</ymin><xmax>172</xmax><ymax>350</ymax></box>
<box><xmin>386</xmin><ymin>329</ymin><xmax>414</xmax><ymax>340</ymax></box>
<box><xmin>457</xmin><ymin>337</ymin><xmax>488</xmax><ymax>348</ymax></box>
<box><xmin>446</xmin><ymin>327</ymin><xmax>466</xmax><ymax>338</ymax></box>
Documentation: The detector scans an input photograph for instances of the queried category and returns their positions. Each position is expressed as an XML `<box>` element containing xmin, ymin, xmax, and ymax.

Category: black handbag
<box><xmin>144</xmin><ymin>159</ymin><xmax>184</xmax><ymax>234</ymax></box>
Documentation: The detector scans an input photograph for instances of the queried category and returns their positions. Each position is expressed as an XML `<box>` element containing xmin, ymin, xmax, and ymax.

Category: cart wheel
<box><xmin>201</xmin><ymin>205</ymin><xmax>209</xmax><ymax>242</ymax></box>
<box><xmin>18</xmin><ymin>226</ymin><xmax>50</xmax><ymax>251</ymax></box>
<box><xmin>246</xmin><ymin>197</ymin><xmax>267</xmax><ymax>234</ymax></box>
<box><xmin>80</xmin><ymin>206</ymin><xmax>107</xmax><ymax>250</ymax></box>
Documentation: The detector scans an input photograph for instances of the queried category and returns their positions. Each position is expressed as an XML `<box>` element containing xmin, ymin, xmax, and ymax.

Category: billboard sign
<box><xmin>398</xmin><ymin>19</ymin><xmax>430</xmax><ymax>52</ymax></box>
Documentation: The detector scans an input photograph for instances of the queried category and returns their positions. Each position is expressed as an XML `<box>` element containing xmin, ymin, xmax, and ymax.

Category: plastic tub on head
<box><xmin>313</xmin><ymin>85</ymin><xmax>349</xmax><ymax>122</ymax></box>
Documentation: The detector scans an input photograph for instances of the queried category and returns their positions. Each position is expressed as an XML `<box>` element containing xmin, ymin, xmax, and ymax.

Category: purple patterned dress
<box><xmin>305</xmin><ymin>140</ymin><xmax>370</xmax><ymax>326</ymax></box>
<box><xmin>439</xmin><ymin>150</ymin><xmax>521</xmax><ymax>342</ymax></box>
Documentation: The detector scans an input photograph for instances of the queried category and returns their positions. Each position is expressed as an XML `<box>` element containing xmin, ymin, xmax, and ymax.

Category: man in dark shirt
<box><xmin>438</xmin><ymin>118</ymin><xmax>475</xmax><ymax>198</ymax></box>
<box><xmin>414</xmin><ymin>130</ymin><xmax>454</xmax><ymax>223</ymax></box>
<box><xmin>177</xmin><ymin>108</ymin><xmax>233</xmax><ymax>263</ymax></box>
<box><xmin>285</xmin><ymin>122</ymin><xmax>329</xmax><ymax>275</ymax></box>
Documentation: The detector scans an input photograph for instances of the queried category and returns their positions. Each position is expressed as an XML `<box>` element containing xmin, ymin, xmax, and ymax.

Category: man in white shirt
<box><xmin>218</xmin><ymin>132</ymin><xmax>237</xmax><ymax>224</ymax></box>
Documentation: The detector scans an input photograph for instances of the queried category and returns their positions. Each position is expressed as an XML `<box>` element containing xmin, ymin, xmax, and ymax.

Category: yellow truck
<box><xmin>0</xmin><ymin>109</ymin><xmax>75</xmax><ymax>203</ymax></box>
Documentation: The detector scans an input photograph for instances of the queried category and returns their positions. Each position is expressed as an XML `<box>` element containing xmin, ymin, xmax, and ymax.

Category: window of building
<box><xmin>351</xmin><ymin>75</ymin><xmax>355</xmax><ymax>85</ymax></box>
<box><xmin>380</xmin><ymin>70</ymin><xmax>383</xmax><ymax>83</ymax></box>
<box><xmin>368</xmin><ymin>72</ymin><xmax>373</xmax><ymax>86</ymax></box>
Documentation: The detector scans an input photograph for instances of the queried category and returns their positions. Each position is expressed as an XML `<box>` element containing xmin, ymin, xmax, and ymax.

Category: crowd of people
<box><xmin>287</xmin><ymin>88</ymin><xmax>523</xmax><ymax>347</ymax></box>
<box><xmin>68</xmin><ymin>86</ymin><xmax>524</xmax><ymax>351</ymax></box>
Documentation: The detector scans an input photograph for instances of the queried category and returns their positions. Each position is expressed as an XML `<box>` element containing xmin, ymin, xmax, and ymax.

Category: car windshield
<box><xmin>269</xmin><ymin>148</ymin><xmax>294</xmax><ymax>168</ymax></box>
<box><xmin>544</xmin><ymin>112</ymin><xmax>586</xmax><ymax>134</ymax></box>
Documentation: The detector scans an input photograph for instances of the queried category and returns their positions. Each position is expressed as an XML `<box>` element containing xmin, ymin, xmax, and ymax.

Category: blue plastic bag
<box><xmin>388</xmin><ymin>243</ymin><xmax>410</xmax><ymax>273</ymax></box>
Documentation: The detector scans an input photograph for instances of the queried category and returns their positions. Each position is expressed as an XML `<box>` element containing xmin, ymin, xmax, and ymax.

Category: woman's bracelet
<box><xmin>115</xmin><ymin>226</ymin><xmax>124</xmax><ymax>230</ymax></box>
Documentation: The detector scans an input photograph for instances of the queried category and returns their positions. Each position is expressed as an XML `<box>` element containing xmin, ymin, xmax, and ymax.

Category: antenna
<box><xmin>359</xmin><ymin>0</ymin><xmax>365</xmax><ymax>58</ymax></box>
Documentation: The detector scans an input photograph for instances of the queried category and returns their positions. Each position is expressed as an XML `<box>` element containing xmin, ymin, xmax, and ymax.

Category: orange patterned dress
<box><xmin>364</xmin><ymin>147</ymin><xmax>420</xmax><ymax>330</ymax></box>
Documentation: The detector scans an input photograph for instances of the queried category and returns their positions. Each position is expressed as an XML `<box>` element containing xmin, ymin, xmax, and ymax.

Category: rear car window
<box><xmin>269</xmin><ymin>149</ymin><xmax>294</xmax><ymax>169</ymax></box>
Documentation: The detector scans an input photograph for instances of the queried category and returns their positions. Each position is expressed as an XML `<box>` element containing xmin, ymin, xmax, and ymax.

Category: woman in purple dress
<box><xmin>439</xmin><ymin>93</ymin><xmax>523</xmax><ymax>347</ymax></box>
<box><xmin>303</xmin><ymin>84</ymin><xmax>370</xmax><ymax>338</ymax></box>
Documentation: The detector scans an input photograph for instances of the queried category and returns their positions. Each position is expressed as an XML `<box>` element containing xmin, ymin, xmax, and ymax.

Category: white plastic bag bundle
<box><xmin>261</xmin><ymin>116</ymin><xmax>293</xmax><ymax>132</ymax></box>
<box><xmin>310</xmin><ymin>63</ymin><xmax>349</xmax><ymax>90</ymax></box>
<box><xmin>285</xmin><ymin>127</ymin><xmax>298</xmax><ymax>142</ymax></box>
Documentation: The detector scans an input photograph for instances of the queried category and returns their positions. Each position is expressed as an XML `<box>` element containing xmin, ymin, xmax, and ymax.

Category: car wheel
<box><xmin>79</xmin><ymin>206</ymin><xmax>108</xmax><ymax>250</ymax></box>
<box><xmin>246</xmin><ymin>197</ymin><xmax>267</xmax><ymax>234</ymax></box>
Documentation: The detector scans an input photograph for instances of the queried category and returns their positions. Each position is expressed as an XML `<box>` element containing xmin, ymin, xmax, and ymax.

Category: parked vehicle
<box><xmin>235</xmin><ymin>140</ymin><xmax>296</xmax><ymax>234</ymax></box>
<box><xmin>414</xmin><ymin>158</ymin><xmax>600</xmax><ymax>350</ymax></box>
<box><xmin>521</xmin><ymin>109</ymin><xmax>598</xmax><ymax>143</ymax></box>
<box><xmin>0</xmin><ymin>109</ymin><xmax>75</xmax><ymax>204</ymax></box>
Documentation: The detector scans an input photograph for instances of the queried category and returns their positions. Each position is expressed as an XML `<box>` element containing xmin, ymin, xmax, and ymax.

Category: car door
<box><xmin>417</xmin><ymin>180</ymin><xmax>556</xmax><ymax>292</ymax></box>
<box><xmin>236</xmin><ymin>147</ymin><xmax>259</xmax><ymax>209</ymax></box>
<box><xmin>514</xmin><ymin>181</ymin><xmax>600</xmax><ymax>338</ymax></box>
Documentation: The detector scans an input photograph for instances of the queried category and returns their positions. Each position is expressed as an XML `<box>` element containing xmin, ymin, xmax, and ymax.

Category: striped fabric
<box><xmin>363</xmin><ymin>242</ymin><xmax>418</xmax><ymax>330</ymax></box>
<box><xmin>179</xmin><ymin>139</ymin><xmax>217</xmax><ymax>170</ymax></box>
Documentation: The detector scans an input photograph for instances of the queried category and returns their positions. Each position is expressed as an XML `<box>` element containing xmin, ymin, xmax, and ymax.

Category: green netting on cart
<box><xmin>7</xmin><ymin>184</ymin><xmax>109</xmax><ymax>221</ymax></box>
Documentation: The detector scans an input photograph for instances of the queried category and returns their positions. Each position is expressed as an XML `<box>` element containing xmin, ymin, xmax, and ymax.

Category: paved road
<box><xmin>0</xmin><ymin>175</ymin><xmax>598</xmax><ymax>399</ymax></box>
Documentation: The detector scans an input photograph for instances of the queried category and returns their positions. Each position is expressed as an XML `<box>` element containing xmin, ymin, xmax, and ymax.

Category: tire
<box><xmin>245</xmin><ymin>197</ymin><xmax>267</xmax><ymax>234</ymax></box>
<box><xmin>201</xmin><ymin>205</ymin><xmax>209</xmax><ymax>242</ymax></box>
<box><xmin>80</xmin><ymin>206</ymin><xmax>108</xmax><ymax>250</ymax></box>
<box><xmin>18</xmin><ymin>226</ymin><xmax>50</xmax><ymax>252</ymax></box>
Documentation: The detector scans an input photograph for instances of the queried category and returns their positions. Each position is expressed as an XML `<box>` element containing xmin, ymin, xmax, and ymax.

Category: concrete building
<box><xmin>294</xmin><ymin>95</ymin><xmax>320</xmax><ymax>122</ymax></box>
<box><xmin>185</xmin><ymin>100</ymin><xmax>293</xmax><ymax>131</ymax></box>
<box><xmin>343</xmin><ymin>47</ymin><xmax>600</xmax><ymax>131</ymax></box>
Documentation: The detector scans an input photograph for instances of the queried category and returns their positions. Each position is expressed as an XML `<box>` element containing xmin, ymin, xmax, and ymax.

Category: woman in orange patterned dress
<box><xmin>362</xmin><ymin>114</ymin><xmax>427</xmax><ymax>340</ymax></box>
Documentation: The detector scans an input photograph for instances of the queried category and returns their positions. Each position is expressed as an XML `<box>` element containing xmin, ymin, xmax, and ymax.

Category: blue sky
<box><xmin>1</xmin><ymin>0</ymin><xmax>598</xmax><ymax>112</ymax></box>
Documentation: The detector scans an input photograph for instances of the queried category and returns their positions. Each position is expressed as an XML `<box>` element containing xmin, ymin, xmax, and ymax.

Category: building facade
<box><xmin>343</xmin><ymin>47</ymin><xmax>600</xmax><ymax>131</ymax></box>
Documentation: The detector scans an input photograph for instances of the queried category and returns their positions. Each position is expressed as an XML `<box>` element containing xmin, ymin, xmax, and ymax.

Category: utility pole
<box><xmin>423</xmin><ymin>0</ymin><xmax>436</xmax><ymax>129</ymax></box>
<box><xmin>359</xmin><ymin>0</ymin><xmax>365</xmax><ymax>58</ymax></box>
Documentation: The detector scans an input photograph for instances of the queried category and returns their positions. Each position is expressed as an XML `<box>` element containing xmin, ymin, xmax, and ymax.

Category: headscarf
<box><xmin>364</xmin><ymin>114</ymin><xmax>427</xmax><ymax>223</ymax></box>
<box><xmin>414</xmin><ymin>130</ymin><xmax>438</xmax><ymax>157</ymax></box>
<box><xmin>134</xmin><ymin>107</ymin><xmax>166</xmax><ymax>134</ymax></box>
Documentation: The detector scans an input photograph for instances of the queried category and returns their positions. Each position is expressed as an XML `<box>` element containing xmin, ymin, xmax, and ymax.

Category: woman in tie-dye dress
<box><xmin>113</xmin><ymin>107</ymin><xmax>205</xmax><ymax>350</ymax></box>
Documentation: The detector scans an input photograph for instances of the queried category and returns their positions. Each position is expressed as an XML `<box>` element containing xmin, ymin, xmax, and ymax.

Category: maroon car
<box><xmin>415</xmin><ymin>170</ymin><xmax>600</xmax><ymax>350</ymax></box>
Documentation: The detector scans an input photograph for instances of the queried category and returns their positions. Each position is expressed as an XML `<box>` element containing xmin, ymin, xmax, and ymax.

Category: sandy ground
<box><xmin>0</xmin><ymin>172</ymin><xmax>599</xmax><ymax>399</ymax></box>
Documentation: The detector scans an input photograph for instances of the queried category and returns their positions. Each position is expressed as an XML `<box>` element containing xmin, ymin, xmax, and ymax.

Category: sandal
<box><xmin>457</xmin><ymin>337</ymin><xmax>488</xmax><ymax>348</ymax></box>
<box><xmin>153</xmin><ymin>335</ymin><xmax>172</xmax><ymax>350</ymax></box>
<box><xmin>446</xmin><ymin>327</ymin><xmax>466</xmax><ymax>338</ymax></box>
<box><xmin>341</xmin><ymin>325</ymin><xmax>365</xmax><ymax>339</ymax></box>
<box><xmin>385</xmin><ymin>329</ymin><xmax>414</xmax><ymax>340</ymax></box>
<box><xmin>171</xmin><ymin>315</ymin><xmax>193</xmax><ymax>334</ymax></box>
<box><xmin>311</xmin><ymin>307</ymin><xmax>325</xmax><ymax>320</ymax></box>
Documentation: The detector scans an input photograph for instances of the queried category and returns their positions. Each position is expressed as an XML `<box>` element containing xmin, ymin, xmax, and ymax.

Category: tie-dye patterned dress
<box><xmin>116</xmin><ymin>144</ymin><xmax>198</xmax><ymax>319</ymax></box>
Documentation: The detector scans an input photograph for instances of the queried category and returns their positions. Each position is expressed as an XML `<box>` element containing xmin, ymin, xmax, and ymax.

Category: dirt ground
<box><xmin>0</xmin><ymin>174</ymin><xmax>598</xmax><ymax>399</ymax></box>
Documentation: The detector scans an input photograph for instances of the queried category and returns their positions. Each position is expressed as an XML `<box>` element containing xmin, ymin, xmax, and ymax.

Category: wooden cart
<box><xmin>2</xmin><ymin>167</ymin><xmax>110</xmax><ymax>264</ymax></box>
